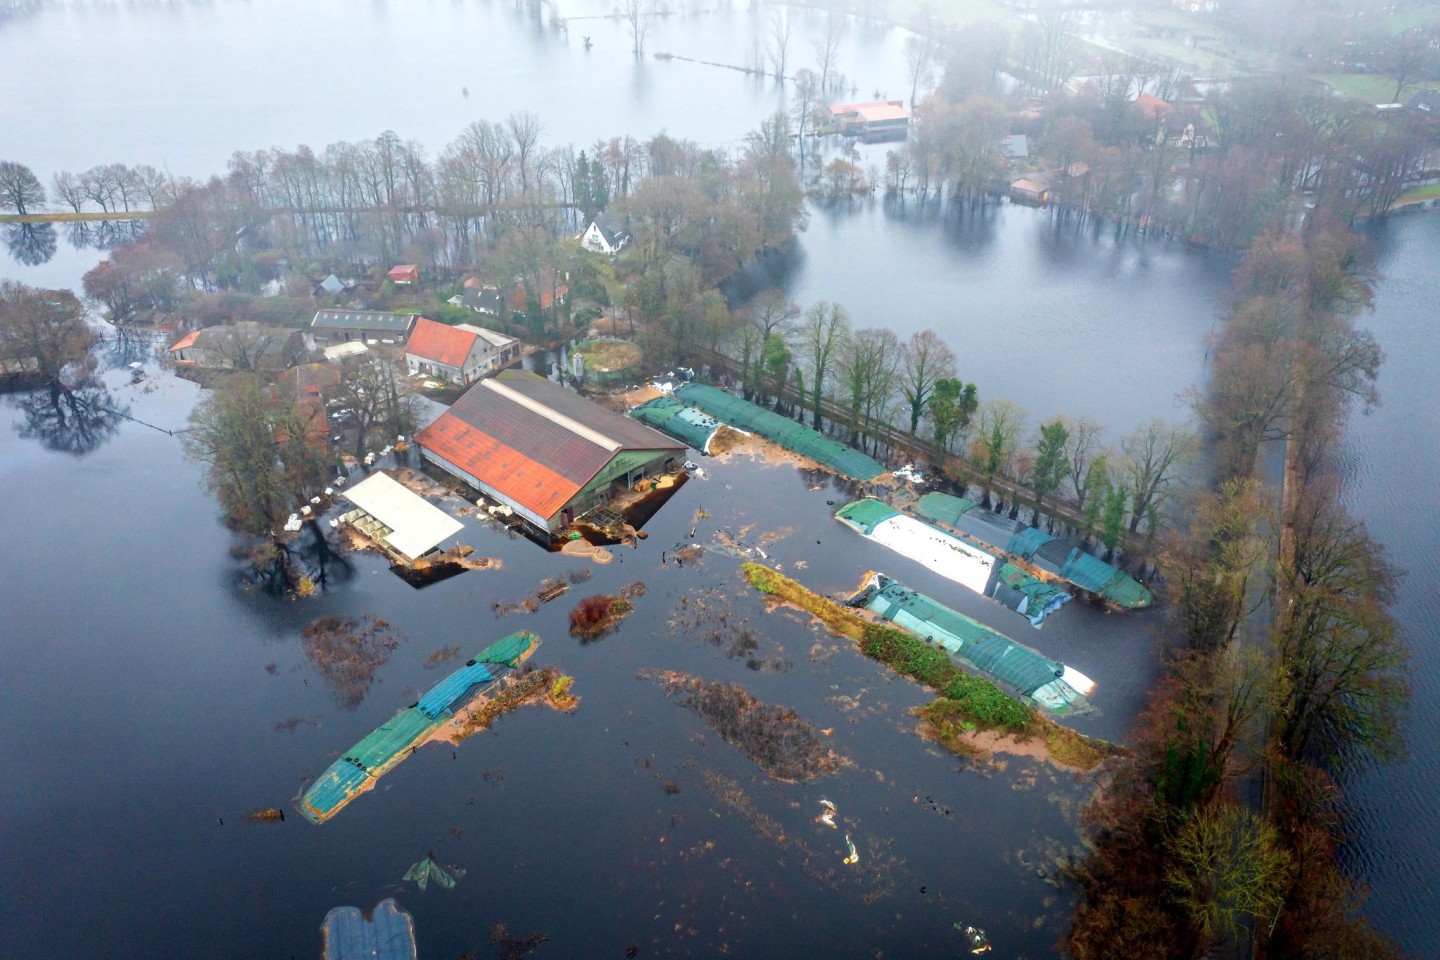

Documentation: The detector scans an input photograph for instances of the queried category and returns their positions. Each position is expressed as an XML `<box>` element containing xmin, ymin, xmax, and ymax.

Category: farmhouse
<box><xmin>404</xmin><ymin>317</ymin><xmax>521</xmax><ymax>385</ymax></box>
<box><xmin>415</xmin><ymin>370</ymin><xmax>685</xmax><ymax>537</ymax></box>
<box><xmin>167</xmin><ymin>323</ymin><xmax>307</xmax><ymax>371</ymax></box>
<box><xmin>579</xmin><ymin>214</ymin><xmax>631</xmax><ymax>255</ymax></box>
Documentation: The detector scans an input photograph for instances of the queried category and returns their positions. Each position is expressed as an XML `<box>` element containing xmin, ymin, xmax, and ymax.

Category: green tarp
<box><xmin>991</xmin><ymin>563</ymin><xmax>1071</xmax><ymax>627</ymax></box>
<box><xmin>835</xmin><ymin>498</ymin><xmax>899</xmax><ymax>535</ymax></box>
<box><xmin>914</xmin><ymin>492</ymin><xmax>979</xmax><ymax>527</ymax></box>
<box><xmin>629</xmin><ymin>396</ymin><xmax>720</xmax><ymax>452</ymax></box>
<box><xmin>1061</xmin><ymin>548</ymin><xmax>1152</xmax><ymax>609</ymax></box>
<box><xmin>674</xmin><ymin>383</ymin><xmax>886</xmax><ymax>481</ymax></box>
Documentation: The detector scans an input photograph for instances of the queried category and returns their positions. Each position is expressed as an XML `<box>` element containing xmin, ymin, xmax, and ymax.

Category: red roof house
<box><xmin>386</xmin><ymin>264</ymin><xmax>420</xmax><ymax>285</ymax></box>
<box><xmin>404</xmin><ymin>317</ymin><xmax>520</xmax><ymax>386</ymax></box>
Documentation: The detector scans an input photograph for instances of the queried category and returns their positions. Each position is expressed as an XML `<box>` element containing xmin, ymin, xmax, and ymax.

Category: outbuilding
<box><xmin>339</xmin><ymin>471</ymin><xmax>465</xmax><ymax>562</ymax></box>
<box><xmin>404</xmin><ymin>317</ymin><xmax>520</xmax><ymax>385</ymax></box>
<box><xmin>311</xmin><ymin>310</ymin><xmax>419</xmax><ymax>344</ymax></box>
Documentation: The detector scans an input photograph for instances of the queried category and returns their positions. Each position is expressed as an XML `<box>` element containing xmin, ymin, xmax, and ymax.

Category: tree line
<box><xmin>697</xmin><ymin>290</ymin><xmax>1197</xmax><ymax>561</ymax></box>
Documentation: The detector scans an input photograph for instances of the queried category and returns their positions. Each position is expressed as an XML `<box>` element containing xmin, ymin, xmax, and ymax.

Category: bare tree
<box><xmin>904</xmin><ymin>31</ymin><xmax>942</xmax><ymax>108</ymax></box>
<box><xmin>800</xmin><ymin>301</ymin><xmax>850</xmax><ymax>430</ymax></box>
<box><xmin>623</xmin><ymin>0</ymin><xmax>653</xmax><ymax>56</ymax></box>
<box><xmin>838</xmin><ymin>327</ymin><xmax>900</xmax><ymax>450</ymax></box>
<box><xmin>507</xmin><ymin>112</ymin><xmax>545</xmax><ymax>197</ymax></box>
<box><xmin>971</xmin><ymin>399</ymin><xmax>1028</xmax><ymax>507</ymax></box>
<box><xmin>769</xmin><ymin>12</ymin><xmax>791</xmax><ymax>79</ymax></box>
<box><xmin>899</xmin><ymin>329</ymin><xmax>955</xmax><ymax>436</ymax></box>
<box><xmin>742</xmin><ymin>290</ymin><xmax>799</xmax><ymax>401</ymax></box>
<box><xmin>1064</xmin><ymin>416</ymin><xmax>1104</xmax><ymax>507</ymax></box>
<box><xmin>1121</xmin><ymin>419</ymin><xmax>1198</xmax><ymax>536</ymax></box>
<box><xmin>50</xmin><ymin>170</ymin><xmax>87</xmax><ymax>213</ymax></box>
<box><xmin>813</xmin><ymin>15</ymin><xmax>845</xmax><ymax>91</ymax></box>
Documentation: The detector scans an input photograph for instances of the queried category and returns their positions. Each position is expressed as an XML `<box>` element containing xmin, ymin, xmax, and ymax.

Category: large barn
<box><xmin>415</xmin><ymin>371</ymin><xmax>684</xmax><ymax>536</ymax></box>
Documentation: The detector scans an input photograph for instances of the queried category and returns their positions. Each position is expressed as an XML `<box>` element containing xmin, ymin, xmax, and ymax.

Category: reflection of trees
<box><xmin>101</xmin><ymin>324</ymin><xmax>158</xmax><ymax>370</ymax></box>
<box><xmin>241</xmin><ymin>520</ymin><xmax>354</xmax><ymax>597</ymax></box>
<box><xmin>62</xmin><ymin>219</ymin><xmax>149</xmax><ymax>252</ymax></box>
<box><xmin>2</xmin><ymin>223</ymin><xmax>56</xmax><ymax>266</ymax></box>
<box><xmin>12</xmin><ymin>383</ymin><xmax>127</xmax><ymax>455</ymax></box>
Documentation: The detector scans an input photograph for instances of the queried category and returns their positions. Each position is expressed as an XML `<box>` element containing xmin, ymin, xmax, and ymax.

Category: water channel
<box><xmin>1</xmin><ymin>1</ymin><xmax>1433</xmax><ymax>955</ymax></box>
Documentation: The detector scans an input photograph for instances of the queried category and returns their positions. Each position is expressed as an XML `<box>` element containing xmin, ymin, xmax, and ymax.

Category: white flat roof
<box><xmin>341</xmin><ymin>472</ymin><xmax>464</xmax><ymax>561</ymax></box>
<box><xmin>324</xmin><ymin>341</ymin><xmax>370</xmax><ymax>361</ymax></box>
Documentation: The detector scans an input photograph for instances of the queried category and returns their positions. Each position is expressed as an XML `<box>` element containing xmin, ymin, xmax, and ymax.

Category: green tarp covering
<box><xmin>991</xmin><ymin>563</ymin><xmax>1071</xmax><ymax>627</ymax></box>
<box><xmin>674</xmin><ymin>383</ymin><xmax>886</xmax><ymax>481</ymax></box>
<box><xmin>629</xmin><ymin>396</ymin><xmax>721</xmax><ymax>452</ymax></box>
<box><xmin>1061</xmin><ymin>548</ymin><xmax>1152</xmax><ymax>609</ymax></box>
<box><xmin>914</xmin><ymin>492</ymin><xmax>979</xmax><ymax>527</ymax></box>
<box><xmin>1005</xmin><ymin>527</ymin><xmax>1054</xmax><ymax>560</ymax></box>
<box><xmin>835</xmin><ymin>498</ymin><xmax>899</xmax><ymax>535</ymax></box>
<box><xmin>863</xmin><ymin>576</ymin><xmax>1091</xmax><ymax>715</ymax></box>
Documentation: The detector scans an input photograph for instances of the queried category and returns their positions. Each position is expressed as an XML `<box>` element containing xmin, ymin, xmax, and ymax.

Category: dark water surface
<box><xmin>0</xmin><ymin>1</ymin><xmax>1434</xmax><ymax>955</ymax></box>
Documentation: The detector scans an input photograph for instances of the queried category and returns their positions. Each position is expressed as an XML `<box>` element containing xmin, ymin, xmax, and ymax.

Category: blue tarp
<box><xmin>323</xmin><ymin>898</ymin><xmax>417</xmax><ymax>960</ymax></box>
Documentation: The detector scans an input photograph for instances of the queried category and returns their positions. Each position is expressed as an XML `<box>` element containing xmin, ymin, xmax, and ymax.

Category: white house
<box><xmin>404</xmin><ymin>317</ymin><xmax>521</xmax><ymax>385</ymax></box>
<box><xmin>579</xmin><ymin>214</ymin><xmax>631</xmax><ymax>256</ymax></box>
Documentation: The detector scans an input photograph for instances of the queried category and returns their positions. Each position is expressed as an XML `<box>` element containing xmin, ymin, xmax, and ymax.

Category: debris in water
<box><xmin>817</xmin><ymin>799</ymin><xmax>837</xmax><ymax>828</ymax></box>
<box><xmin>843</xmin><ymin>832</ymin><xmax>859</xmax><ymax>865</ymax></box>
<box><xmin>641</xmin><ymin>670</ymin><xmax>847</xmax><ymax>781</ymax></box>
<box><xmin>423</xmin><ymin>644</ymin><xmax>462</xmax><ymax>668</ymax></box>
<box><xmin>402</xmin><ymin>852</ymin><xmax>464</xmax><ymax>891</ymax></box>
<box><xmin>488</xmin><ymin>921</ymin><xmax>548</xmax><ymax>960</ymax></box>
<box><xmin>955</xmin><ymin>923</ymin><xmax>992</xmax><ymax>954</ymax></box>
<box><xmin>300</xmin><ymin>614</ymin><xmax>401</xmax><ymax>709</ymax></box>
<box><xmin>243</xmin><ymin>807</ymin><xmax>286</xmax><ymax>824</ymax></box>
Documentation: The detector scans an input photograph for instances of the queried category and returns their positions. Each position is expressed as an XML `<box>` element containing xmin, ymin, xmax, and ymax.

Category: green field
<box><xmin>1315</xmin><ymin>72</ymin><xmax>1413</xmax><ymax>104</ymax></box>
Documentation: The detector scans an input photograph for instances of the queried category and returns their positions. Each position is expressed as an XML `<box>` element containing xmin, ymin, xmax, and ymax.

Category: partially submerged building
<box><xmin>850</xmin><ymin>574</ymin><xmax>1094</xmax><ymax>716</ymax></box>
<box><xmin>310</xmin><ymin>309</ymin><xmax>419</xmax><ymax>344</ymax></box>
<box><xmin>338</xmin><ymin>471</ymin><xmax>465</xmax><ymax>562</ymax></box>
<box><xmin>415</xmin><ymin>370</ymin><xmax>685</xmax><ymax>537</ymax></box>
<box><xmin>829</xmin><ymin>100</ymin><xmax>911</xmax><ymax>141</ymax></box>
<box><xmin>404</xmin><ymin>317</ymin><xmax>520</xmax><ymax>385</ymax></box>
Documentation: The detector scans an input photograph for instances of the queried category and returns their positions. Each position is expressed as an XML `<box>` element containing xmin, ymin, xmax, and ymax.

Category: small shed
<box><xmin>339</xmin><ymin>472</ymin><xmax>465</xmax><ymax>562</ymax></box>
<box><xmin>387</xmin><ymin>264</ymin><xmax>420</xmax><ymax>285</ymax></box>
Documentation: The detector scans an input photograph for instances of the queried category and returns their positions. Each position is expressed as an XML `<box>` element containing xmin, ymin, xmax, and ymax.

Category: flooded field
<box><xmin>0</xmin><ymin>356</ymin><xmax>1161</xmax><ymax>958</ymax></box>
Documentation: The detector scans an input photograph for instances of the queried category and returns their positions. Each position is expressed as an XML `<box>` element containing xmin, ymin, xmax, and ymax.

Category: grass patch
<box><xmin>742</xmin><ymin>562</ymin><xmax>867</xmax><ymax>641</ymax></box>
<box><xmin>1314</xmin><ymin>72</ymin><xmax>1410</xmax><ymax>104</ymax></box>
<box><xmin>1395</xmin><ymin>182</ymin><xmax>1440</xmax><ymax>206</ymax></box>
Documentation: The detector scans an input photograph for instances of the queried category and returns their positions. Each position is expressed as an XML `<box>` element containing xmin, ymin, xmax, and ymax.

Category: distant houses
<box><xmin>404</xmin><ymin>317</ymin><xmax>520</xmax><ymax>386</ymax></box>
<box><xmin>167</xmin><ymin>323</ymin><xmax>307</xmax><ymax>371</ymax></box>
<box><xmin>458</xmin><ymin>278</ymin><xmax>569</xmax><ymax>322</ymax></box>
<box><xmin>580</xmin><ymin>214</ymin><xmax>631</xmax><ymax>255</ymax></box>
<box><xmin>415</xmin><ymin>370</ymin><xmax>684</xmax><ymax>537</ymax></box>
<box><xmin>310</xmin><ymin>309</ymin><xmax>419</xmax><ymax>344</ymax></box>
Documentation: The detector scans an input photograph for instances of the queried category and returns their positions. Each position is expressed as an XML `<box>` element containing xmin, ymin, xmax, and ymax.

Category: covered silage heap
<box><xmin>914</xmin><ymin>492</ymin><xmax>1152</xmax><ymax>610</ymax></box>
<box><xmin>628</xmin><ymin>395</ymin><xmax>727</xmax><ymax>453</ymax></box>
<box><xmin>668</xmin><ymin>383</ymin><xmax>887</xmax><ymax>482</ymax></box>
<box><xmin>835</xmin><ymin>499</ymin><xmax>1071</xmax><ymax>628</ymax></box>
<box><xmin>851</xmin><ymin>574</ymin><xmax>1095</xmax><ymax>716</ymax></box>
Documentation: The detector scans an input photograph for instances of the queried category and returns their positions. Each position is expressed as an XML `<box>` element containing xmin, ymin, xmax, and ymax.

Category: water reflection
<box><xmin>2</xmin><ymin>222</ymin><xmax>56</xmax><ymax>266</ymax></box>
<box><xmin>11</xmin><ymin>383</ymin><xmax>127</xmax><ymax>455</ymax></box>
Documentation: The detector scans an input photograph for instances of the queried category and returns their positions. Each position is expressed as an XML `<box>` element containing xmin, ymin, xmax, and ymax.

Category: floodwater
<box><xmin>0</xmin><ymin>0</ymin><xmax>1433</xmax><ymax>955</ymax></box>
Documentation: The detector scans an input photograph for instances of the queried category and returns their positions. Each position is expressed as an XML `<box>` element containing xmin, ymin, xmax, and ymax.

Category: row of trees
<box><xmin>1067</xmin><ymin>214</ymin><xmax>1408</xmax><ymax>956</ymax></box>
<box><xmin>710</xmin><ymin>291</ymin><xmax>1196</xmax><ymax>553</ymax></box>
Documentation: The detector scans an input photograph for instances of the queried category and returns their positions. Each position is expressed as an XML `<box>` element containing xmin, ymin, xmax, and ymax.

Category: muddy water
<box><xmin>0</xmin><ymin>352</ymin><xmax>1158</xmax><ymax>958</ymax></box>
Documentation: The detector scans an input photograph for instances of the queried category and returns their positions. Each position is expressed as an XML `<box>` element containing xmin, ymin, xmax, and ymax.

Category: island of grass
<box><xmin>739</xmin><ymin>563</ymin><xmax>1116</xmax><ymax>771</ymax></box>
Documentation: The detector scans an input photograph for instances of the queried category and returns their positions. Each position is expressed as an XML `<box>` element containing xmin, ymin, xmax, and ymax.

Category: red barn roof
<box><xmin>415</xmin><ymin>371</ymin><xmax>682</xmax><ymax>520</ymax></box>
<box><xmin>387</xmin><ymin>264</ymin><xmax>420</xmax><ymax>283</ymax></box>
<box><xmin>406</xmin><ymin>317</ymin><xmax>478</xmax><ymax>369</ymax></box>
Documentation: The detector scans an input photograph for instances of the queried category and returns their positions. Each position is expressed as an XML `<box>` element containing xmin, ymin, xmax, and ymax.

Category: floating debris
<box><xmin>274</xmin><ymin>716</ymin><xmax>318</xmax><ymax>734</ymax></box>
<box><xmin>243</xmin><ymin>807</ymin><xmax>286</xmax><ymax>824</ymax></box>
<box><xmin>322</xmin><ymin>898</ymin><xmax>416</xmax><ymax>960</ymax></box>
<box><xmin>488</xmin><ymin>921</ymin><xmax>548</xmax><ymax>960</ymax></box>
<box><xmin>402</xmin><ymin>853</ymin><xmax>464</xmax><ymax>891</ymax></box>
<box><xmin>843</xmin><ymin>832</ymin><xmax>860</xmax><ymax>865</ymax></box>
<box><xmin>300</xmin><ymin>615</ymin><xmax>401</xmax><ymax>710</ymax></box>
<box><xmin>642</xmin><ymin>670</ymin><xmax>847</xmax><ymax>781</ymax></box>
<box><xmin>817</xmin><ymin>799</ymin><xmax>837</xmax><ymax>829</ymax></box>
<box><xmin>955</xmin><ymin>923</ymin><xmax>992</xmax><ymax>954</ymax></box>
<box><xmin>423</xmin><ymin>645</ymin><xmax>462</xmax><ymax>669</ymax></box>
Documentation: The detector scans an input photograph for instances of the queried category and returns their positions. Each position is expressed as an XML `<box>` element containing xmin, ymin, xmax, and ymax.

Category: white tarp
<box><xmin>866</xmin><ymin>515</ymin><xmax>997</xmax><ymax>595</ymax></box>
<box><xmin>341</xmin><ymin>472</ymin><xmax>464</xmax><ymax>561</ymax></box>
<box><xmin>324</xmin><ymin>341</ymin><xmax>370</xmax><ymax>361</ymax></box>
